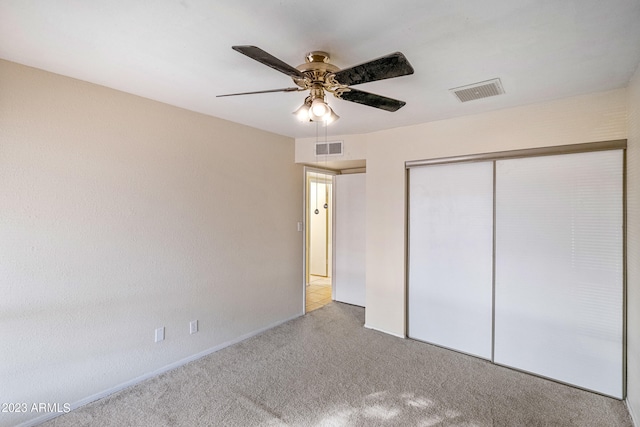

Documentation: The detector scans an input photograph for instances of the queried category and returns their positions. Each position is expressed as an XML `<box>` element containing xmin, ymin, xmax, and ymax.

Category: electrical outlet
<box><xmin>155</xmin><ymin>327</ymin><xmax>165</xmax><ymax>343</ymax></box>
<box><xmin>190</xmin><ymin>320</ymin><xmax>198</xmax><ymax>335</ymax></box>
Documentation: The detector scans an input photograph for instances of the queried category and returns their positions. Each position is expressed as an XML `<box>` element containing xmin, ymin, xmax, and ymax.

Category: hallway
<box><xmin>305</xmin><ymin>275</ymin><xmax>331</xmax><ymax>312</ymax></box>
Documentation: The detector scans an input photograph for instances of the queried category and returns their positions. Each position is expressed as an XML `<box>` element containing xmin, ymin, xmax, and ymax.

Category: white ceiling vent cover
<box><xmin>315</xmin><ymin>141</ymin><xmax>343</xmax><ymax>157</ymax></box>
<box><xmin>450</xmin><ymin>78</ymin><xmax>504</xmax><ymax>102</ymax></box>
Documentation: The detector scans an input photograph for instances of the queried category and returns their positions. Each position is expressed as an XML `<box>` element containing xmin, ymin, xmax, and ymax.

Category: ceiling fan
<box><xmin>217</xmin><ymin>45</ymin><xmax>414</xmax><ymax>124</ymax></box>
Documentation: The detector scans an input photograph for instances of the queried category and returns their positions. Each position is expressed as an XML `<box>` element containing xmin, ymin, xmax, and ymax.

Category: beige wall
<box><xmin>0</xmin><ymin>60</ymin><xmax>302</xmax><ymax>427</ymax></box>
<box><xmin>627</xmin><ymin>63</ymin><xmax>640</xmax><ymax>423</ymax></box>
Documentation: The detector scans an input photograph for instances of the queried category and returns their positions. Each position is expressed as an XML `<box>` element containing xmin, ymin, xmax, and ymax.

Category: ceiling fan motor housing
<box><xmin>293</xmin><ymin>52</ymin><xmax>349</xmax><ymax>100</ymax></box>
<box><xmin>305</xmin><ymin>51</ymin><xmax>330</xmax><ymax>64</ymax></box>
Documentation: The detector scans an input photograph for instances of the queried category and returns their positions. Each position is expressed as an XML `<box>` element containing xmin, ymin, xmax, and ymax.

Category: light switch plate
<box><xmin>155</xmin><ymin>327</ymin><xmax>164</xmax><ymax>342</ymax></box>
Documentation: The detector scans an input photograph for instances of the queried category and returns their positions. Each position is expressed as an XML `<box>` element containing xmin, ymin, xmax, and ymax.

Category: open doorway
<box><xmin>304</xmin><ymin>168</ymin><xmax>335</xmax><ymax>313</ymax></box>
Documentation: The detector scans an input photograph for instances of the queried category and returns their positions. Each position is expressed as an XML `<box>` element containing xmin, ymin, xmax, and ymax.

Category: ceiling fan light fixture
<box><xmin>294</xmin><ymin>97</ymin><xmax>339</xmax><ymax>124</ymax></box>
<box><xmin>310</xmin><ymin>97</ymin><xmax>330</xmax><ymax>120</ymax></box>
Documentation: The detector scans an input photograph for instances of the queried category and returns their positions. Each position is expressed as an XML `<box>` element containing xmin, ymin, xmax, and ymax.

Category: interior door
<box><xmin>334</xmin><ymin>173</ymin><xmax>366</xmax><ymax>307</ymax></box>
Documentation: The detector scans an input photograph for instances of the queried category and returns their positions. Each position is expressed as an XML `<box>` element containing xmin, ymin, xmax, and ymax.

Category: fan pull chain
<box><xmin>324</xmin><ymin>123</ymin><xmax>329</xmax><ymax>209</ymax></box>
<box><xmin>314</xmin><ymin>122</ymin><xmax>320</xmax><ymax>215</ymax></box>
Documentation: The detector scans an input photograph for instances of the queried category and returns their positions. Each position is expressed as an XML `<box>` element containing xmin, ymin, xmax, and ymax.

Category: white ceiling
<box><xmin>2</xmin><ymin>0</ymin><xmax>640</xmax><ymax>139</ymax></box>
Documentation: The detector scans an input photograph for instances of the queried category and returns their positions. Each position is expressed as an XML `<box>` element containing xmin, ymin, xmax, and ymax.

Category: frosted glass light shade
<box><xmin>324</xmin><ymin>109</ymin><xmax>339</xmax><ymax>125</ymax></box>
<box><xmin>311</xmin><ymin>98</ymin><xmax>329</xmax><ymax>117</ymax></box>
<box><xmin>293</xmin><ymin>103</ymin><xmax>310</xmax><ymax>121</ymax></box>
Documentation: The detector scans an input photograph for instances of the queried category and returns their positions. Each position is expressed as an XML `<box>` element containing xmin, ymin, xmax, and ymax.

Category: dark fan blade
<box><xmin>333</xmin><ymin>52</ymin><xmax>414</xmax><ymax>86</ymax></box>
<box><xmin>232</xmin><ymin>46</ymin><xmax>305</xmax><ymax>78</ymax></box>
<box><xmin>339</xmin><ymin>88</ymin><xmax>406</xmax><ymax>112</ymax></box>
<box><xmin>217</xmin><ymin>87</ymin><xmax>304</xmax><ymax>97</ymax></box>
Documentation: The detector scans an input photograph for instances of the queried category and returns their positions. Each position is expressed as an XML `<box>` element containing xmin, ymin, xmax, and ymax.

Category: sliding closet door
<box><xmin>408</xmin><ymin>161</ymin><xmax>494</xmax><ymax>359</ymax></box>
<box><xmin>494</xmin><ymin>150</ymin><xmax>623</xmax><ymax>398</ymax></box>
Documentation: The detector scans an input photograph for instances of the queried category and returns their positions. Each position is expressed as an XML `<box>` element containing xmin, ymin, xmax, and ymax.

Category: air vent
<box><xmin>315</xmin><ymin>141</ymin><xmax>343</xmax><ymax>157</ymax></box>
<box><xmin>450</xmin><ymin>78</ymin><xmax>504</xmax><ymax>102</ymax></box>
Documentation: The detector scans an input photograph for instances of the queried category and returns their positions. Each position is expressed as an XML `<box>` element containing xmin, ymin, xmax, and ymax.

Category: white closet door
<box><xmin>334</xmin><ymin>174</ymin><xmax>366</xmax><ymax>307</ymax></box>
<box><xmin>494</xmin><ymin>150</ymin><xmax>623</xmax><ymax>398</ymax></box>
<box><xmin>408</xmin><ymin>161</ymin><xmax>494</xmax><ymax>359</ymax></box>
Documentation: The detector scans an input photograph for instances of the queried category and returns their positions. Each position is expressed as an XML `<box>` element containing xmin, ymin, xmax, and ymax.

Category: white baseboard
<box><xmin>17</xmin><ymin>312</ymin><xmax>303</xmax><ymax>427</ymax></box>
<box><xmin>364</xmin><ymin>323</ymin><xmax>406</xmax><ymax>339</ymax></box>
<box><xmin>628</xmin><ymin>398</ymin><xmax>639</xmax><ymax>427</ymax></box>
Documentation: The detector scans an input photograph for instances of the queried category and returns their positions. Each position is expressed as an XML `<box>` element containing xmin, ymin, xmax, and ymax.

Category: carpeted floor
<box><xmin>44</xmin><ymin>302</ymin><xmax>632</xmax><ymax>426</ymax></box>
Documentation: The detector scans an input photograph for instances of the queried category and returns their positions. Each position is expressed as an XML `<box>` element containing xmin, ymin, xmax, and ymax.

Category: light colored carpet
<box><xmin>44</xmin><ymin>302</ymin><xmax>632</xmax><ymax>426</ymax></box>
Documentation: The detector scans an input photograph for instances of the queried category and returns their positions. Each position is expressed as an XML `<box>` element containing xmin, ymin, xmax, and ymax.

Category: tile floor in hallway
<box><xmin>306</xmin><ymin>275</ymin><xmax>332</xmax><ymax>312</ymax></box>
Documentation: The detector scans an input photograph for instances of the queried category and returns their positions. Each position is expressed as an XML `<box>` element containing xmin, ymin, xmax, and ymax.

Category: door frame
<box><xmin>303</xmin><ymin>166</ymin><xmax>337</xmax><ymax>314</ymax></box>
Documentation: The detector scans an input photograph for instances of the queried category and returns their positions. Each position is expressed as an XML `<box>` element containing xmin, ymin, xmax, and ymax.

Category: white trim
<box><xmin>405</xmin><ymin>140</ymin><xmax>626</xmax><ymax>168</ymax></box>
<box><xmin>628</xmin><ymin>398</ymin><xmax>639</xmax><ymax>427</ymax></box>
<box><xmin>15</xmin><ymin>313</ymin><xmax>303</xmax><ymax>427</ymax></box>
<box><xmin>364</xmin><ymin>323</ymin><xmax>406</xmax><ymax>339</ymax></box>
<box><xmin>331</xmin><ymin>173</ymin><xmax>337</xmax><ymax>302</ymax></box>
